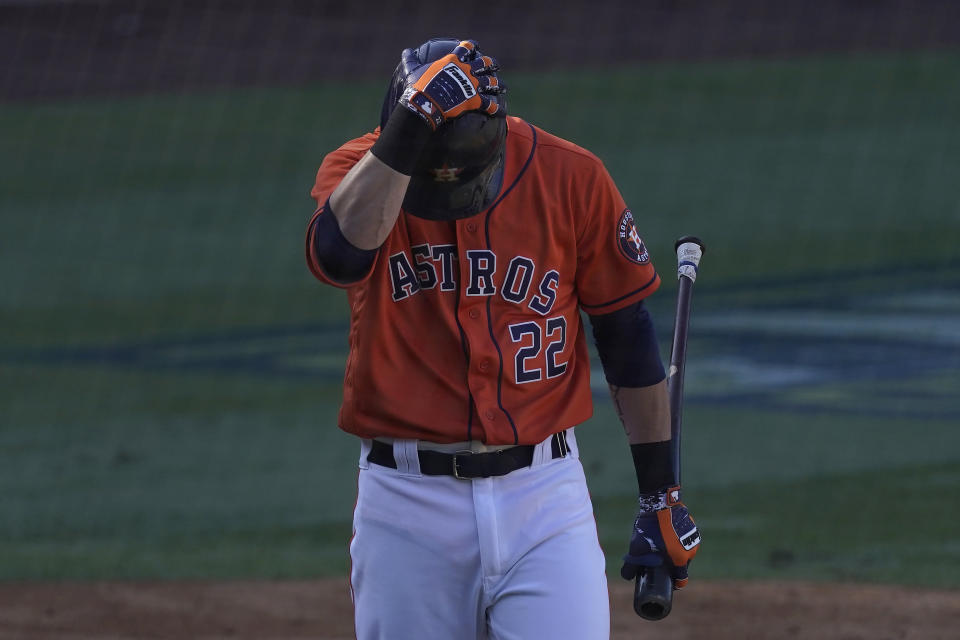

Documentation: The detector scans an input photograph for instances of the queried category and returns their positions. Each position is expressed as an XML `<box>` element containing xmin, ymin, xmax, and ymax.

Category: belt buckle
<box><xmin>452</xmin><ymin>449</ymin><xmax>474</xmax><ymax>480</ymax></box>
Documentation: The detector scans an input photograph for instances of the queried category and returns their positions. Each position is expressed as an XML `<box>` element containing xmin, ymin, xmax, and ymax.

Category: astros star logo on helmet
<box><xmin>431</xmin><ymin>163</ymin><xmax>464</xmax><ymax>182</ymax></box>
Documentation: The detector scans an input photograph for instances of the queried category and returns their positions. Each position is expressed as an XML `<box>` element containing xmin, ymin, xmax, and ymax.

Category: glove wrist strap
<box><xmin>637</xmin><ymin>491</ymin><xmax>668</xmax><ymax>513</ymax></box>
<box><xmin>637</xmin><ymin>485</ymin><xmax>683</xmax><ymax>514</ymax></box>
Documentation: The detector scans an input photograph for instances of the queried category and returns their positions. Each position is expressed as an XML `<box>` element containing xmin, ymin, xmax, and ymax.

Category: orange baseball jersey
<box><xmin>307</xmin><ymin>116</ymin><xmax>660</xmax><ymax>445</ymax></box>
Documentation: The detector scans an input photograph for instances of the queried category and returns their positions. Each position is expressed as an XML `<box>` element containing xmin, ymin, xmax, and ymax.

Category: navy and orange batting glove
<box><xmin>400</xmin><ymin>40</ymin><xmax>505</xmax><ymax>130</ymax></box>
<box><xmin>621</xmin><ymin>487</ymin><xmax>701</xmax><ymax>589</ymax></box>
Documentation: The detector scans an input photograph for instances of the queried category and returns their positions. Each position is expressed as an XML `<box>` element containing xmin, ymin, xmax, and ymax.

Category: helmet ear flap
<box><xmin>380</xmin><ymin>52</ymin><xmax>417</xmax><ymax>130</ymax></box>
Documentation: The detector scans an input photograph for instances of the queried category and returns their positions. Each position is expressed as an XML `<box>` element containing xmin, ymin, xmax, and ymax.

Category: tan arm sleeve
<box><xmin>609</xmin><ymin>378</ymin><xmax>671</xmax><ymax>445</ymax></box>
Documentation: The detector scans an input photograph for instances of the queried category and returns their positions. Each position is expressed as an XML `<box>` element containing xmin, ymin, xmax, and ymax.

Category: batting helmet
<box><xmin>380</xmin><ymin>37</ymin><xmax>507</xmax><ymax>221</ymax></box>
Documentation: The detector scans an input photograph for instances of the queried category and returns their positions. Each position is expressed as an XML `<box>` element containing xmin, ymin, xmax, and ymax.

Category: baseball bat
<box><xmin>633</xmin><ymin>235</ymin><xmax>705</xmax><ymax>621</ymax></box>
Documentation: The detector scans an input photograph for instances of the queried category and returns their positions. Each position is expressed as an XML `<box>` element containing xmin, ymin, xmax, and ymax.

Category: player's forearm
<box><xmin>329</xmin><ymin>152</ymin><xmax>410</xmax><ymax>250</ymax></box>
<box><xmin>609</xmin><ymin>379</ymin><xmax>671</xmax><ymax>444</ymax></box>
<box><xmin>588</xmin><ymin>301</ymin><xmax>673</xmax><ymax>491</ymax></box>
<box><xmin>589</xmin><ymin>300</ymin><xmax>670</xmax><ymax>443</ymax></box>
<box><xmin>610</xmin><ymin>379</ymin><xmax>675</xmax><ymax>495</ymax></box>
<box><xmin>329</xmin><ymin>106</ymin><xmax>432</xmax><ymax>250</ymax></box>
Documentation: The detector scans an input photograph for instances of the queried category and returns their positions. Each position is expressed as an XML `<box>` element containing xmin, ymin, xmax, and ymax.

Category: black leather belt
<box><xmin>367</xmin><ymin>431</ymin><xmax>569</xmax><ymax>479</ymax></box>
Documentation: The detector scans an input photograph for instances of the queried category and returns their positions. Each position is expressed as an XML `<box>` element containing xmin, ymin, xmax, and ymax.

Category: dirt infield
<box><xmin>2</xmin><ymin>578</ymin><xmax>958</xmax><ymax>639</ymax></box>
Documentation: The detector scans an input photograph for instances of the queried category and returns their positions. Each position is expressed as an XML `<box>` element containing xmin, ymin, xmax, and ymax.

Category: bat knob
<box><xmin>634</xmin><ymin>565</ymin><xmax>674</xmax><ymax>621</ymax></box>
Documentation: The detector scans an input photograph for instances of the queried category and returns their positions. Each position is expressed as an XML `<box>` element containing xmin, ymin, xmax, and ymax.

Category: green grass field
<box><xmin>1</xmin><ymin>50</ymin><xmax>958</xmax><ymax>586</ymax></box>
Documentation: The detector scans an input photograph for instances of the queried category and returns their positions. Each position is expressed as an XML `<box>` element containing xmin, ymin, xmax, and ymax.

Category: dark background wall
<box><xmin>3</xmin><ymin>0</ymin><xmax>960</xmax><ymax>101</ymax></box>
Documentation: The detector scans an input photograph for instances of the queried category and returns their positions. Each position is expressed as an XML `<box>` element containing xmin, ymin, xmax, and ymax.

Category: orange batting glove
<box><xmin>400</xmin><ymin>40</ymin><xmax>505</xmax><ymax>130</ymax></box>
<box><xmin>621</xmin><ymin>487</ymin><xmax>701</xmax><ymax>589</ymax></box>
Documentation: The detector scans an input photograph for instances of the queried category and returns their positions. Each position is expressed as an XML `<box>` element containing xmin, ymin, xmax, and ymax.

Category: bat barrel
<box><xmin>669</xmin><ymin>275</ymin><xmax>694</xmax><ymax>484</ymax></box>
<box><xmin>669</xmin><ymin>236</ymin><xmax>703</xmax><ymax>484</ymax></box>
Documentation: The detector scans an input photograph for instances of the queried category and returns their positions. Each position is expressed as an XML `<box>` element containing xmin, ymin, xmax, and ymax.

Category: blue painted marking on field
<box><xmin>2</xmin><ymin>267</ymin><xmax>958</xmax><ymax>419</ymax></box>
<box><xmin>1</xmin><ymin>324</ymin><xmax>349</xmax><ymax>380</ymax></box>
<box><xmin>607</xmin><ymin>267</ymin><xmax>960</xmax><ymax>419</ymax></box>
<box><xmin>690</xmin><ymin>258</ymin><xmax>960</xmax><ymax>299</ymax></box>
<box><xmin>651</xmin><ymin>281</ymin><xmax>960</xmax><ymax>419</ymax></box>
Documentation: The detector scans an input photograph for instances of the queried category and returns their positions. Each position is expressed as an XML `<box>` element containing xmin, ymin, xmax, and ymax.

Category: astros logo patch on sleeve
<box><xmin>617</xmin><ymin>209</ymin><xmax>650</xmax><ymax>264</ymax></box>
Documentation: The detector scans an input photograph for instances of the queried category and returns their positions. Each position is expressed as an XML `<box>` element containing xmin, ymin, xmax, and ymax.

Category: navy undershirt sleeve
<box><xmin>311</xmin><ymin>200</ymin><xmax>379</xmax><ymax>284</ymax></box>
<box><xmin>589</xmin><ymin>300</ymin><xmax>666</xmax><ymax>387</ymax></box>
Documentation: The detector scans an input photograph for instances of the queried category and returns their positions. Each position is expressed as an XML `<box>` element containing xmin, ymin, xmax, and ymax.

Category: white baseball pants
<box><xmin>349</xmin><ymin>430</ymin><xmax>610</xmax><ymax>640</ymax></box>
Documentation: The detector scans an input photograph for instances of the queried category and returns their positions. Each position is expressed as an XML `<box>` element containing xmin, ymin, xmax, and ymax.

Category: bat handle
<box><xmin>633</xmin><ymin>565</ymin><xmax>673</xmax><ymax>621</ymax></box>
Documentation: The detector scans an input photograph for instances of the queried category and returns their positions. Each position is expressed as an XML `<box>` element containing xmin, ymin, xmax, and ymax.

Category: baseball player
<box><xmin>305</xmin><ymin>38</ymin><xmax>700</xmax><ymax>639</ymax></box>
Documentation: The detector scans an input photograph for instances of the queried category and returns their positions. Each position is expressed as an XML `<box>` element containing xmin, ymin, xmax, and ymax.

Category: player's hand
<box><xmin>620</xmin><ymin>487</ymin><xmax>701</xmax><ymax>589</ymax></box>
<box><xmin>400</xmin><ymin>40</ymin><xmax>505</xmax><ymax>130</ymax></box>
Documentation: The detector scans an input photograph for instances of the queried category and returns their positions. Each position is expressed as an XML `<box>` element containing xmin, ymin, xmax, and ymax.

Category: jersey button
<box><xmin>478</xmin><ymin>359</ymin><xmax>490</xmax><ymax>372</ymax></box>
<box><xmin>466</xmin><ymin>222</ymin><xmax>478</xmax><ymax>233</ymax></box>
<box><xmin>468</xmin><ymin>308</ymin><xmax>480</xmax><ymax>319</ymax></box>
<box><xmin>484</xmin><ymin>409</ymin><xmax>496</xmax><ymax>421</ymax></box>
